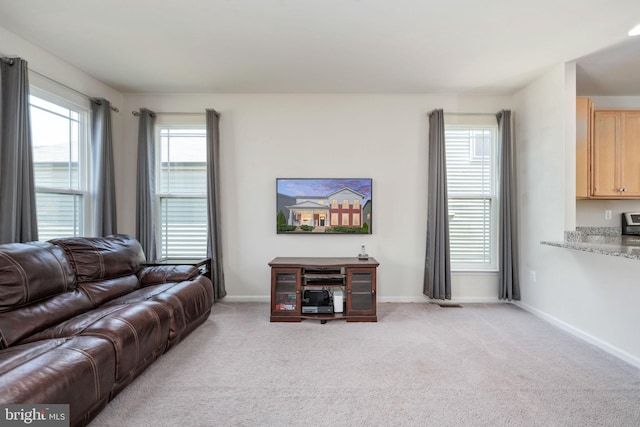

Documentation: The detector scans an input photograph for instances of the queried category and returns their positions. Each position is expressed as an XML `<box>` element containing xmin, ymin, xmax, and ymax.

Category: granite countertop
<box><xmin>541</xmin><ymin>227</ymin><xmax>640</xmax><ymax>260</ymax></box>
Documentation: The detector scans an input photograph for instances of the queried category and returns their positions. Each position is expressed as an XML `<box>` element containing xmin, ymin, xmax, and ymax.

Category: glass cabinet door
<box><xmin>346</xmin><ymin>268</ymin><xmax>376</xmax><ymax>316</ymax></box>
<box><xmin>271</xmin><ymin>268</ymin><xmax>300</xmax><ymax>315</ymax></box>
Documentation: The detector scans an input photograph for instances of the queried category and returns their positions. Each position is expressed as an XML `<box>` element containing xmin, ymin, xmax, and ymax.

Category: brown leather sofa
<box><xmin>0</xmin><ymin>234</ymin><xmax>214</xmax><ymax>426</ymax></box>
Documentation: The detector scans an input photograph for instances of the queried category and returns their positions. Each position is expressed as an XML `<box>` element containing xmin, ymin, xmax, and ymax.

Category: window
<box><xmin>29</xmin><ymin>91</ymin><xmax>89</xmax><ymax>240</ymax></box>
<box><xmin>332</xmin><ymin>199</ymin><xmax>338</xmax><ymax>208</ymax></box>
<box><xmin>471</xmin><ymin>130</ymin><xmax>491</xmax><ymax>159</ymax></box>
<box><xmin>353</xmin><ymin>199</ymin><xmax>360</xmax><ymax>209</ymax></box>
<box><xmin>157</xmin><ymin>126</ymin><xmax>208</xmax><ymax>258</ymax></box>
<box><xmin>342</xmin><ymin>199</ymin><xmax>349</xmax><ymax>208</ymax></box>
<box><xmin>352</xmin><ymin>213</ymin><xmax>360</xmax><ymax>226</ymax></box>
<box><xmin>342</xmin><ymin>213</ymin><xmax>350</xmax><ymax>225</ymax></box>
<box><xmin>445</xmin><ymin>121</ymin><xmax>498</xmax><ymax>271</ymax></box>
<box><xmin>331</xmin><ymin>213</ymin><xmax>338</xmax><ymax>225</ymax></box>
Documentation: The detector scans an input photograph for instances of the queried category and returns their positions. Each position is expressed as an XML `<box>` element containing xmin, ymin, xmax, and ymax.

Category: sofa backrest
<box><xmin>49</xmin><ymin>234</ymin><xmax>148</xmax><ymax>307</ymax></box>
<box><xmin>0</xmin><ymin>241</ymin><xmax>85</xmax><ymax>348</ymax></box>
<box><xmin>0</xmin><ymin>241</ymin><xmax>76</xmax><ymax>312</ymax></box>
<box><xmin>49</xmin><ymin>234</ymin><xmax>146</xmax><ymax>283</ymax></box>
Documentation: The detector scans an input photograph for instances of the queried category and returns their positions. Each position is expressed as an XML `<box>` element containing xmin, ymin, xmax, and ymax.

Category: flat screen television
<box><xmin>276</xmin><ymin>178</ymin><xmax>372</xmax><ymax>234</ymax></box>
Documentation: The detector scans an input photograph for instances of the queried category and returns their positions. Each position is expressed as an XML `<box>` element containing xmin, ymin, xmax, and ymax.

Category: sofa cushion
<box><xmin>149</xmin><ymin>277</ymin><xmax>214</xmax><ymax>344</ymax></box>
<box><xmin>0</xmin><ymin>290</ymin><xmax>93</xmax><ymax>348</ymax></box>
<box><xmin>21</xmin><ymin>301</ymin><xmax>171</xmax><ymax>382</ymax></box>
<box><xmin>0</xmin><ymin>241</ymin><xmax>76</xmax><ymax>313</ymax></box>
<box><xmin>0</xmin><ymin>338</ymin><xmax>69</xmax><ymax>374</ymax></box>
<box><xmin>0</xmin><ymin>336</ymin><xmax>116</xmax><ymax>427</ymax></box>
<box><xmin>103</xmin><ymin>276</ymin><xmax>213</xmax><ymax>344</ymax></box>
<box><xmin>50</xmin><ymin>234</ymin><xmax>145</xmax><ymax>283</ymax></box>
<box><xmin>78</xmin><ymin>275</ymin><xmax>141</xmax><ymax>307</ymax></box>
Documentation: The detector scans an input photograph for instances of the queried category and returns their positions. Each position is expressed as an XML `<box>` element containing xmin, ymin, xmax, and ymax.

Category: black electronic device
<box><xmin>302</xmin><ymin>289</ymin><xmax>331</xmax><ymax>306</ymax></box>
<box><xmin>302</xmin><ymin>288</ymin><xmax>333</xmax><ymax>315</ymax></box>
<box><xmin>301</xmin><ymin>306</ymin><xmax>334</xmax><ymax>314</ymax></box>
<box><xmin>622</xmin><ymin>212</ymin><xmax>640</xmax><ymax>235</ymax></box>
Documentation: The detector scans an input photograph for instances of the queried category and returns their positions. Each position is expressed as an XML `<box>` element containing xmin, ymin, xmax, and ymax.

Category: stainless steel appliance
<box><xmin>622</xmin><ymin>212</ymin><xmax>640</xmax><ymax>235</ymax></box>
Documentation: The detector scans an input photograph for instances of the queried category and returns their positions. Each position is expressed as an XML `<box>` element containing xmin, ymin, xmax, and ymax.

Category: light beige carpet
<box><xmin>90</xmin><ymin>302</ymin><xmax>640</xmax><ymax>427</ymax></box>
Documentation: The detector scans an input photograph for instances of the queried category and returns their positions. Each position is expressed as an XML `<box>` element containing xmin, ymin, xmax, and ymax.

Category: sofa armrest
<box><xmin>137</xmin><ymin>265</ymin><xmax>200</xmax><ymax>287</ymax></box>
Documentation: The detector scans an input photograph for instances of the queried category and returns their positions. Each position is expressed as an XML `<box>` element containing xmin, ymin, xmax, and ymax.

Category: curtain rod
<box><xmin>445</xmin><ymin>112</ymin><xmax>497</xmax><ymax>116</ymax></box>
<box><xmin>2</xmin><ymin>54</ymin><xmax>120</xmax><ymax>113</ymax></box>
<box><xmin>29</xmin><ymin>68</ymin><xmax>120</xmax><ymax>112</ymax></box>
<box><xmin>131</xmin><ymin>111</ymin><xmax>207</xmax><ymax>117</ymax></box>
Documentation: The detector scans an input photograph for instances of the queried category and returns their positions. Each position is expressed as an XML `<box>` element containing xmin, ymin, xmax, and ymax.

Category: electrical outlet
<box><xmin>529</xmin><ymin>270</ymin><xmax>536</xmax><ymax>283</ymax></box>
<box><xmin>605</xmin><ymin>210</ymin><xmax>612</xmax><ymax>220</ymax></box>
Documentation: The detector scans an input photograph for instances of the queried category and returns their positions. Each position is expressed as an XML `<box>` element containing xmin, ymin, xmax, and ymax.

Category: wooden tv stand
<box><xmin>269</xmin><ymin>257</ymin><xmax>378</xmax><ymax>322</ymax></box>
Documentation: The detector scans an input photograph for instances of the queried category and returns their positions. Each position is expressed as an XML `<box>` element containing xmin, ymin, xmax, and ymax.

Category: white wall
<box><xmin>513</xmin><ymin>64</ymin><xmax>640</xmax><ymax>366</ymax></box>
<box><xmin>0</xmin><ymin>25</ymin><xmax>123</xmax><ymax>140</ymax></box>
<box><xmin>120</xmin><ymin>93</ymin><xmax>510</xmax><ymax>302</ymax></box>
<box><xmin>577</xmin><ymin>199</ymin><xmax>640</xmax><ymax>226</ymax></box>
<box><xmin>0</xmin><ymin>26</ymin><xmax>123</xmax><ymax>106</ymax></box>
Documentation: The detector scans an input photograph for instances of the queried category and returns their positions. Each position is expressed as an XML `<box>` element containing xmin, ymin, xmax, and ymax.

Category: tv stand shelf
<box><xmin>269</xmin><ymin>257</ymin><xmax>379</xmax><ymax>322</ymax></box>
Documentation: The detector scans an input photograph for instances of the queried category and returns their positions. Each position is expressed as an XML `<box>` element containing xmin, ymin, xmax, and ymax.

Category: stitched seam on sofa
<box><xmin>33</xmin><ymin>305</ymin><xmax>125</xmax><ymax>341</ymax></box>
<box><xmin>82</xmin><ymin>332</ymin><xmax>121</xmax><ymax>378</ymax></box>
<box><xmin>142</xmin><ymin>281</ymin><xmax>180</xmax><ymax>295</ymax></box>
<box><xmin>114</xmin><ymin>317</ymin><xmax>140</xmax><ymax>365</ymax></box>
<box><xmin>143</xmin><ymin>306</ymin><xmax>164</xmax><ymax>350</ymax></box>
<box><xmin>77</xmin><ymin>283</ymin><xmax>97</xmax><ymax>306</ymax></box>
<box><xmin>54</xmin><ymin>242</ymin><xmax>81</xmax><ymax>283</ymax></box>
<box><xmin>70</xmin><ymin>305</ymin><xmax>126</xmax><ymax>336</ymax></box>
<box><xmin>105</xmin><ymin>282</ymin><xmax>179</xmax><ymax>306</ymax></box>
<box><xmin>0</xmin><ymin>338</ymin><xmax>70</xmax><ymax>374</ymax></box>
<box><xmin>38</xmin><ymin>244</ymin><xmax>73</xmax><ymax>292</ymax></box>
<box><xmin>64</xmin><ymin>346</ymin><xmax>101</xmax><ymax>402</ymax></box>
<box><xmin>87</xmin><ymin>241</ymin><xmax>106</xmax><ymax>281</ymax></box>
<box><xmin>0</xmin><ymin>252</ymin><xmax>29</xmax><ymax>305</ymax></box>
<box><xmin>196</xmin><ymin>279</ymin><xmax>211</xmax><ymax>303</ymax></box>
<box><xmin>163</xmin><ymin>293</ymin><xmax>187</xmax><ymax>327</ymax></box>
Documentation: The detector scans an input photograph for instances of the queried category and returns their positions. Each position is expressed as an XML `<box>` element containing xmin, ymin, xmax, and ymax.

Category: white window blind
<box><xmin>157</xmin><ymin>127</ymin><xmax>207</xmax><ymax>258</ymax></box>
<box><xmin>445</xmin><ymin>122</ymin><xmax>498</xmax><ymax>270</ymax></box>
<box><xmin>29</xmin><ymin>92</ymin><xmax>89</xmax><ymax>240</ymax></box>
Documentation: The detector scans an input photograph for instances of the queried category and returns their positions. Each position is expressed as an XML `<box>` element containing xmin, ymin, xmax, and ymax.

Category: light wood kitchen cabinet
<box><xmin>591</xmin><ymin>110</ymin><xmax>640</xmax><ymax>198</ymax></box>
<box><xmin>576</xmin><ymin>97</ymin><xmax>593</xmax><ymax>199</ymax></box>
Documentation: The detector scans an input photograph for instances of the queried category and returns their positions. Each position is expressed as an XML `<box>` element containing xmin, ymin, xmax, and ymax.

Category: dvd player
<box><xmin>301</xmin><ymin>306</ymin><xmax>333</xmax><ymax>314</ymax></box>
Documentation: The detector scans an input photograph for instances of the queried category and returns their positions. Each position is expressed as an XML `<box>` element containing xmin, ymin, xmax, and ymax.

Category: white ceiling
<box><xmin>576</xmin><ymin>36</ymin><xmax>640</xmax><ymax>96</ymax></box>
<box><xmin>1</xmin><ymin>0</ymin><xmax>639</xmax><ymax>94</ymax></box>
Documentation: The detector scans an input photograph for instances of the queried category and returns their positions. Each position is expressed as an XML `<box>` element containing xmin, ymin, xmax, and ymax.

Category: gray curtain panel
<box><xmin>497</xmin><ymin>110</ymin><xmax>520</xmax><ymax>300</ymax></box>
<box><xmin>135</xmin><ymin>108</ymin><xmax>157</xmax><ymax>261</ymax></box>
<box><xmin>423</xmin><ymin>109</ymin><xmax>452</xmax><ymax>300</ymax></box>
<box><xmin>0</xmin><ymin>57</ymin><xmax>38</xmax><ymax>244</ymax></box>
<box><xmin>91</xmin><ymin>98</ymin><xmax>117</xmax><ymax>236</ymax></box>
<box><xmin>206</xmin><ymin>109</ymin><xmax>227</xmax><ymax>300</ymax></box>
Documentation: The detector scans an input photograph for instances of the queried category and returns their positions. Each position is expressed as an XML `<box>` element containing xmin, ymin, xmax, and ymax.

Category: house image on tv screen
<box><xmin>276</xmin><ymin>178</ymin><xmax>372</xmax><ymax>234</ymax></box>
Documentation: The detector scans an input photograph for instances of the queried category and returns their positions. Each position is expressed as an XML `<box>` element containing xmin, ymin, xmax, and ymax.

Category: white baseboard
<box><xmin>450</xmin><ymin>296</ymin><xmax>503</xmax><ymax>304</ymax></box>
<box><xmin>378</xmin><ymin>296</ymin><xmax>503</xmax><ymax>304</ymax></box>
<box><xmin>513</xmin><ymin>301</ymin><xmax>640</xmax><ymax>370</ymax></box>
<box><xmin>377</xmin><ymin>296</ymin><xmax>428</xmax><ymax>303</ymax></box>
<box><xmin>221</xmin><ymin>295</ymin><xmax>503</xmax><ymax>304</ymax></box>
<box><xmin>221</xmin><ymin>296</ymin><xmax>270</xmax><ymax>303</ymax></box>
